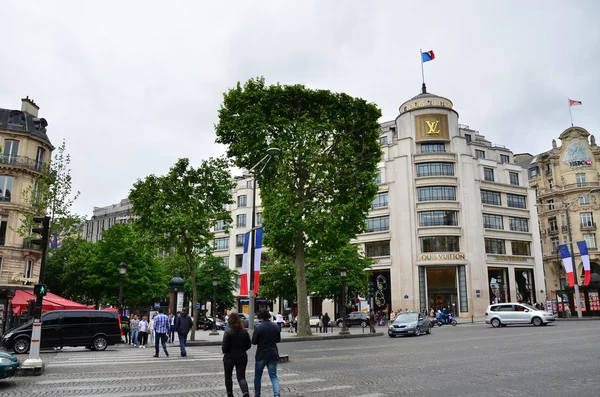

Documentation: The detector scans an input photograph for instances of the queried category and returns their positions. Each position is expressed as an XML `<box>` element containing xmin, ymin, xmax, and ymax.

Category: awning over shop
<box><xmin>11</xmin><ymin>290</ymin><xmax>88</xmax><ymax>316</ymax></box>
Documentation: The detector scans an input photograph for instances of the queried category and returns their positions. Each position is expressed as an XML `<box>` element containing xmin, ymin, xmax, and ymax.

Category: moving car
<box><xmin>336</xmin><ymin>311</ymin><xmax>369</xmax><ymax>328</ymax></box>
<box><xmin>196</xmin><ymin>316</ymin><xmax>226</xmax><ymax>330</ymax></box>
<box><xmin>485</xmin><ymin>303</ymin><xmax>555</xmax><ymax>327</ymax></box>
<box><xmin>0</xmin><ymin>349</ymin><xmax>19</xmax><ymax>379</ymax></box>
<box><xmin>2</xmin><ymin>310</ymin><xmax>122</xmax><ymax>354</ymax></box>
<box><xmin>388</xmin><ymin>312</ymin><xmax>432</xmax><ymax>337</ymax></box>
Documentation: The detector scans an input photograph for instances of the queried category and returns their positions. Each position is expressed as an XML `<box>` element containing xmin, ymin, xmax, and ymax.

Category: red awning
<box><xmin>11</xmin><ymin>290</ymin><xmax>88</xmax><ymax>315</ymax></box>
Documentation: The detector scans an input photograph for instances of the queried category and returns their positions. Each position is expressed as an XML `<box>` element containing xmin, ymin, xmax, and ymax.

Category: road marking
<box><xmin>351</xmin><ymin>394</ymin><xmax>385</xmax><ymax>397</ymax></box>
<box><xmin>37</xmin><ymin>372</ymin><xmax>299</xmax><ymax>384</ymax></box>
<box><xmin>308</xmin><ymin>385</ymin><xmax>354</xmax><ymax>392</ymax></box>
<box><xmin>47</xmin><ymin>357</ymin><xmax>223</xmax><ymax>367</ymax></box>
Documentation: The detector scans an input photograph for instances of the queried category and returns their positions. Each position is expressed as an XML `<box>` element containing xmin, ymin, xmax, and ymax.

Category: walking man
<box><xmin>175</xmin><ymin>309</ymin><xmax>193</xmax><ymax>357</ymax></box>
<box><xmin>252</xmin><ymin>309</ymin><xmax>280</xmax><ymax>397</ymax></box>
<box><xmin>153</xmin><ymin>308</ymin><xmax>170</xmax><ymax>358</ymax></box>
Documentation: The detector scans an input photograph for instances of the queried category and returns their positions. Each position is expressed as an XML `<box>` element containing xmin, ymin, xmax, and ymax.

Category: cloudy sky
<box><xmin>1</xmin><ymin>1</ymin><xmax>598</xmax><ymax>217</ymax></box>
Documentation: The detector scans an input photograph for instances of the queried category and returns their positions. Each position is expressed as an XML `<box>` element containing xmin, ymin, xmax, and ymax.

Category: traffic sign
<box><xmin>196</xmin><ymin>303</ymin><xmax>200</xmax><ymax>309</ymax></box>
<box><xmin>154</xmin><ymin>302</ymin><xmax>160</xmax><ymax>308</ymax></box>
<box><xmin>355</xmin><ymin>298</ymin><xmax>360</xmax><ymax>304</ymax></box>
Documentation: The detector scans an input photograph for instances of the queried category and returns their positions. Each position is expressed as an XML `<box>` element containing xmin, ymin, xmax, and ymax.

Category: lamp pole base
<box><xmin>20</xmin><ymin>358</ymin><xmax>45</xmax><ymax>376</ymax></box>
<box><xmin>209</xmin><ymin>330</ymin><xmax>220</xmax><ymax>336</ymax></box>
<box><xmin>338</xmin><ymin>328</ymin><xmax>350</xmax><ymax>335</ymax></box>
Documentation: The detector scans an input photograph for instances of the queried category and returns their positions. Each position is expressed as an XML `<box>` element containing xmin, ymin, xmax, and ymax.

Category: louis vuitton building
<box><xmin>353</xmin><ymin>89</ymin><xmax>545</xmax><ymax>317</ymax></box>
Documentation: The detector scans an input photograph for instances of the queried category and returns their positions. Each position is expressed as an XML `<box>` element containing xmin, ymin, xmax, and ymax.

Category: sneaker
<box><xmin>165</xmin><ymin>350</ymin><xmax>169</xmax><ymax>357</ymax></box>
<box><xmin>153</xmin><ymin>355</ymin><xmax>159</xmax><ymax>358</ymax></box>
<box><xmin>143</xmin><ymin>346</ymin><xmax>146</xmax><ymax>348</ymax></box>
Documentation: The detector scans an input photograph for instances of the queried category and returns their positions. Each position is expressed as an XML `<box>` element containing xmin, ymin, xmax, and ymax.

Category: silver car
<box><xmin>485</xmin><ymin>303</ymin><xmax>555</xmax><ymax>327</ymax></box>
<box><xmin>388</xmin><ymin>313</ymin><xmax>432</xmax><ymax>337</ymax></box>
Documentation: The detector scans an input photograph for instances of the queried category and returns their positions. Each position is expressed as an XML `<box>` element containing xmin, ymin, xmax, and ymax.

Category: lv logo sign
<box><xmin>425</xmin><ymin>120</ymin><xmax>440</xmax><ymax>134</ymax></box>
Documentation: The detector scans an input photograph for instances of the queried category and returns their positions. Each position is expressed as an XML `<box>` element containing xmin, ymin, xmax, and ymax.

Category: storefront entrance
<box><xmin>488</xmin><ymin>267</ymin><xmax>510</xmax><ymax>304</ymax></box>
<box><xmin>515</xmin><ymin>268</ymin><xmax>535</xmax><ymax>305</ymax></box>
<box><xmin>426</xmin><ymin>267</ymin><xmax>458</xmax><ymax>315</ymax></box>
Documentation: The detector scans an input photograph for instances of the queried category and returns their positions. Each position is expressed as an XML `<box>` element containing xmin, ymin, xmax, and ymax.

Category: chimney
<box><xmin>21</xmin><ymin>96</ymin><xmax>40</xmax><ymax>117</ymax></box>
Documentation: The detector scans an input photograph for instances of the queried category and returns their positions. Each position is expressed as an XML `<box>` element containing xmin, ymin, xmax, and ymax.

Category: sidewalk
<box><xmin>186</xmin><ymin>326</ymin><xmax>383</xmax><ymax>347</ymax></box>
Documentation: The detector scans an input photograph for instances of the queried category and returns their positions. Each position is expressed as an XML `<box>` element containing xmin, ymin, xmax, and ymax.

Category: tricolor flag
<box><xmin>577</xmin><ymin>241</ymin><xmax>592</xmax><ymax>286</ymax></box>
<box><xmin>421</xmin><ymin>50</ymin><xmax>435</xmax><ymax>63</ymax></box>
<box><xmin>50</xmin><ymin>233</ymin><xmax>58</xmax><ymax>249</ymax></box>
<box><xmin>239</xmin><ymin>231</ymin><xmax>250</xmax><ymax>295</ymax></box>
<box><xmin>253</xmin><ymin>227</ymin><xmax>264</xmax><ymax>294</ymax></box>
<box><xmin>558</xmin><ymin>244</ymin><xmax>575</xmax><ymax>287</ymax></box>
<box><xmin>569</xmin><ymin>99</ymin><xmax>582</xmax><ymax>107</ymax></box>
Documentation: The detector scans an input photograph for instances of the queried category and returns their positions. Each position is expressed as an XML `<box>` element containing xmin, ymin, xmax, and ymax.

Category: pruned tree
<box><xmin>215</xmin><ymin>77</ymin><xmax>382</xmax><ymax>336</ymax></box>
<box><xmin>129</xmin><ymin>157</ymin><xmax>234</xmax><ymax>340</ymax></box>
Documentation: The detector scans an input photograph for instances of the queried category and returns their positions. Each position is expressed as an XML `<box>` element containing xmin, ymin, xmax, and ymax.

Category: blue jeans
<box><xmin>131</xmin><ymin>329</ymin><xmax>139</xmax><ymax>345</ymax></box>
<box><xmin>254</xmin><ymin>360</ymin><xmax>279</xmax><ymax>397</ymax></box>
<box><xmin>154</xmin><ymin>332</ymin><xmax>168</xmax><ymax>356</ymax></box>
<box><xmin>178</xmin><ymin>332</ymin><xmax>187</xmax><ymax>356</ymax></box>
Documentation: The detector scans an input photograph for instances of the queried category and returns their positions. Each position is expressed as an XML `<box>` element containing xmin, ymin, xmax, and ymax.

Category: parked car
<box><xmin>485</xmin><ymin>303</ymin><xmax>555</xmax><ymax>327</ymax></box>
<box><xmin>309</xmin><ymin>315</ymin><xmax>321</xmax><ymax>327</ymax></box>
<box><xmin>238</xmin><ymin>313</ymin><xmax>259</xmax><ymax>328</ymax></box>
<box><xmin>196</xmin><ymin>316</ymin><xmax>226</xmax><ymax>330</ymax></box>
<box><xmin>2</xmin><ymin>310</ymin><xmax>122</xmax><ymax>354</ymax></box>
<box><xmin>336</xmin><ymin>311</ymin><xmax>369</xmax><ymax>328</ymax></box>
<box><xmin>0</xmin><ymin>349</ymin><xmax>19</xmax><ymax>379</ymax></box>
<box><xmin>388</xmin><ymin>312</ymin><xmax>432</xmax><ymax>337</ymax></box>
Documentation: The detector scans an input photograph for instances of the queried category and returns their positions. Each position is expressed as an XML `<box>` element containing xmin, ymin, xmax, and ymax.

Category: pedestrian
<box><xmin>122</xmin><ymin>320</ymin><xmax>130</xmax><ymax>344</ymax></box>
<box><xmin>130</xmin><ymin>315</ymin><xmax>140</xmax><ymax>346</ymax></box>
<box><xmin>149</xmin><ymin>313</ymin><xmax>157</xmax><ymax>346</ymax></box>
<box><xmin>369</xmin><ymin>310</ymin><xmax>376</xmax><ymax>333</ymax></box>
<box><xmin>153</xmin><ymin>308</ymin><xmax>170</xmax><ymax>358</ymax></box>
<box><xmin>322</xmin><ymin>313</ymin><xmax>330</xmax><ymax>333</ymax></box>
<box><xmin>222</xmin><ymin>313</ymin><xmax>251</xmax><ymax>397</ymax></box>
<box><xmin>175</xmin><ymin>309</ymin><xmax>193</xmax><ymax>357</ymax></box>
<box><xmin>252</xmin><ymin>309</ymin><xmax>281</xmax><ymax>397</ymax></box>
<box><xmin>293</xmin><ymin>315</ymin><xmax>298</xmax><ymax>333</ymax></box>
<box><xmin>318</xmin><ymin>312</ymin><xmax>323</xmax><ymax>333</ymax></box>
<box><xmin>287</xmin><ymin>313</ymin><xmax>293</xmax><ymax>333</ymax></box>
<box><xmin>168</xmin><ymin>312</ymin><xmax>176</xmax><ymax>343</ymax></box>
<box><xmin>275</xmin><ymin>312</ymin><xmax>284</xmax><ymax>332</ymax></box>
<box><xmin>138</xmin><ymin>315</ymin><xmax>149</xmax><ymax>348</ymax></box>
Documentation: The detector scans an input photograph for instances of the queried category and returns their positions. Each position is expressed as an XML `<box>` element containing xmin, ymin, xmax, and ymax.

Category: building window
<box><xmin>375</xmin><ymin>171</ymin><xmax>382</xmax><ymax>184</ymax></box>
<box><xmin>214</xmin><ymin>237</ymin><xmax>229</xmax><ymax>250</ymax></box>
<box><xmin>419</xmin><ymin>211</ymin><xmax>458</xmax><ymax>227</ymax></box>
<box><xmin>2</xmin><ymin>140</ymin><xmax>19</xmax><ymax>163</ymax></box>
<box><xmin>576</xmin><ymin>173</ymin><xmax>586</xmax><ymax>185</ymax></box>
<box><xmin>24</xmin><ymin>259</ymin><xmax>33</xmax><ymax>278</ymax></box>
<box><xmin>246</xmin><ymin>180</ymin><xmax>253</xmax><ymax>189</ymax></box>
<box><xmin>551</xmin><ymin>237</ymin><xmax>559</xmax><ymax>252</ymax></box>
<box><xmin>483</xmin><ymin>167</ymin><xmax>494</xmax><ymax>182</ymax></box>
<box><xmin>0</xmin><ymin>216</ymin><xmax>7</xmax><ymax>245</ymax></box>
<box><xmin>481</xmin><ymin>190</ymin><xmax>501</xmax><ymax>206</ymax></box>
<box><xmin>483</xmin><ymin>214</ymin><xmax>503</xmax><ymax>230</ymax></box>
<box><xmin>580</xmin><ymin>194</ymin><xmax>590</xmax><ymax>205</ymax></box>
<box><xmin>237</xmin><ymin>195</ymin><xmax>248</xmax><ymax>208</ymax></box>
<box><xmin>222</xmin><ymin>256</ymin><xmax>230</xmax><ymax>267</ymax></box>
<box><xmin>214</xmin><ymin>220</ymin><xmax>227</xmax><ymax>232</ymax></box>
<box><xmin>417</xmin><ymin>186</ymin><xmax>456</xmax><ymax>201</ymax></box>
<box><xmin>475</xmin><ymin>149</ymin><xmax>485</xmax><ymax>159</ymax></box>
<box><xmin>235</xmin><ymin>254</ymin><xmax>243</xmax><ymax>268</ymax></box>
<box><xmin>507</xmin><ymin>194</ymin><xmax>527</xmax><ymax>209</ymax></box>
<box><xmin>35</xmin><ymin>147</ymin><xmax>45</xmax><ymax>171</ymax></box>
<box><xmin>416</xmin><ymin>162</ymin><xmax>454</xmax><ymax>177</ymax></box>
<box><xmin>421</xmin><ymin>143</ymin><xmax>445</xmax><ymax>153</ymax></box>
<box><xmin>372</xmin><ymin>192</ymin><xmax>388</xmax><ymax>209</ymax></box>
<box><xmin>365</xmin><ymin>216</ymin><xmax>389</xmax><ymax>233</ymax></box>
<box><xmin>509</xmin><ymin>217</ymin><xmax>529</xmax><ymax>232</ymax></box>
<box><xmin>420</xmin><ymin>236</ymin><xmax>460</xmax><ymax>253</ymax></box>
<box><xmin>365</xmin><ymin>241</ymin><xmax>390</xmax><ymax>257</ymax></box>
<box><xmin>583</xmin><ymin>233</ymin><xmax>597</xmax><ymax>249</ymax></box>
<box><xmin>548</xmin><ymin>217</ymin><xmax>558</xmax><ymax>232</ymax></box>
<box><xmin>236</xmin><ymin>234</ymin><xmax>245</xmax><ymax>247</ymax></box>
<box><xmin>509</xmin><ymin>172</ymin><xmax>519</xmax><ymax>186</ymax></box>
<box><xmin>500</xmin><ymin>154</ymin><xmax>510</xmax><ymax>164</ymax></box>
<box><xmin>380</xmin><ymin>136</ymin><xmax>388</xmax><ymax>145</ymax></box>
<box><xmin>511</xmin><ymin>241</ymin><xmax>531</xmax><ymax>256</ymax></box>
<box><xmin>581</xmin><ymin>212</ymin><xmax>595</xmax><ymax>228</ymax></box>
<box><xmin>485</xmin><ymin>238</ymin><xmax>506</xmax><ymax>254</ymax></box>
<box><xmin>545</xmin><ymin>164</ymin><xmax>553</xmax><ymax>177</ymax></box>
<box><xmin>236</xmin><ymin>214</ymin><xmax>247</xmax><ymax>227</ymax></box>
<box><xmin>465</xmin><ymin>134</ymin><xmax>472</xmax><ymax>143</ymax></box>
<box><xmin>0</xmin><ymin>176</ymin><xmax>14</xmax><ymax>202</ymax></box>
<box><xmin>256</xmin><ymin>213</ymin><xmax>264</xmax><ymax>225</ymax></box>
<box><xmin>529</xmin><ymin>167</ymin><xmax>539</xmax><ymax>178</ymax></box>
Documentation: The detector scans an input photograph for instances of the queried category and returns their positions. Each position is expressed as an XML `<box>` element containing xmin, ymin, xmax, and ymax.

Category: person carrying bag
<box><xmin>222</xmin><ymin>313</ymin><xmax>251</xmax><ymax>397</ymax></box>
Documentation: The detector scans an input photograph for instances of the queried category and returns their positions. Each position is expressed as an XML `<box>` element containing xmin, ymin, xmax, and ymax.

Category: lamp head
<box><xmin>212</xmin><ymin>275</ymin><xmax>218</xmax><ymax>287</ymax></box>
<box><xmin>340</xmin><ymin>266</ymin><xmax>347</xmax><ymax>278</ymax></box>
<box><xmin>267</xmin><ymin>147</ymin><xmax>280</xmax><ymax>156</ymax></box>
<box><xmin>119</xmin><ymin>261</ymin><xmax>127</xmax><ymax>275</ymax></box>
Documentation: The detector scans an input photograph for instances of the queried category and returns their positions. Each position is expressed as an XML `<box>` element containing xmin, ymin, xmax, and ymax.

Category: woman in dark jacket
<box><xmin>222</xmin><ymin>313</ymin><xmax>251</xmax><ymax>397</ymax></box>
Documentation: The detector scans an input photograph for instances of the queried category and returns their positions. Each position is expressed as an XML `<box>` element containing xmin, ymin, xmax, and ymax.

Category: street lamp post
<box><xmin>118</xmin><ymin>261</ymin><xmax>127</xmax><ymax>316</ymax></box>
<box><xmin>247</xmin><ymin>147</ymin><xmax>280</xmax><ymax>333</ymax></box>
<box><xmin>210</xmin><ymin>276</ymin><xmax>219</xmax><ymax>336</ymax></box>
<box><xmin>339</xmin><ymin>266</ymin><xmax>350</xmax><ymax>335</ymax></box>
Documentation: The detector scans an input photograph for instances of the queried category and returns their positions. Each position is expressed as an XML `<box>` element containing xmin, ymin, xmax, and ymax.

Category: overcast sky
<box><xmin>1</xmin><ymin>1</ymin><xmax>598</xmax><ymax>217</ymax></box>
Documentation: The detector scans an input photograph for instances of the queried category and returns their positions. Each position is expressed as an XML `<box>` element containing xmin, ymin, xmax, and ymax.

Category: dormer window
<box><xmin>8</xmin><ymin>111</ymin><xmax>25</xmax><ymax>126</ymax></box>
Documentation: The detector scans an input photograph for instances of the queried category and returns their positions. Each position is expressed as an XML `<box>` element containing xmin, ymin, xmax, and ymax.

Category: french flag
<box><xmin>421</xmin><ymin>50</ymin><xmax>435</xmax><ymax>63</ymax></box>
<box><xmin>239</xmin><ymin>231</ymin><xmax>250</xmax><ymax>296</ymax></box>
<box><xmin>558</xmin><ymin>244</ymin><xmax>575</xmax><ymax>287</ymax></box>
<box><xmin>577</xmin><ymin>241</ymin><xmax>592</xmax><ymax>286</ymax></box>
<box><xmin>253</xmin><ymin>227</ymin><xmax>264</xmax><ymax>294</ymax></box>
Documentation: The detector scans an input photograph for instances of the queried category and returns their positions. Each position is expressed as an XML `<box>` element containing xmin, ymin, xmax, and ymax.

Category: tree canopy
<box><xmin>215</xmin><ymin>77</ymin><xmax>382</xmax><ymax>335</ymax></box>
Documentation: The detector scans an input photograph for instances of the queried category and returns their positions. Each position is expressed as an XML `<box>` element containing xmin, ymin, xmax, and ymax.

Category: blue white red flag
<box><xmin>421</xmin><ymin>50</ymin><xmax>435</xmax><ymax>63</ymax></box>
<box><xmin>253</xmin><ymin>227</ymin><xmax>264</xmax><ymax>294</ymax></box>
<box><xmin>558</xmin><ymin>244</ymin><xmax>575</xmax><ymax>287</ymax></box>
<box><xmin>239</xmin><ymin>231</ymin><xmax>250</xmax><ymax>295</ymax></box>
<box><xmin>577</xmin><ymin>241</ymin><xmax>591</xmax><ymax>286</ymax></box>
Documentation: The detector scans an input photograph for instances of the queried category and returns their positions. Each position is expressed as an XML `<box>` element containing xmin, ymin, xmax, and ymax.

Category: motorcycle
<box><xmin>435</xmin><ymin>313</ymin><xmax>457</xmax><ymax>327</ymax></box>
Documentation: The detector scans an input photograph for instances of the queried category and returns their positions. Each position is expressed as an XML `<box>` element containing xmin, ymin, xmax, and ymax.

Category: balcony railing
<box><xmin>538</xmin><ymin>181</ymin><xmax>600</xmax><ymax>195</ymax></box>
<box><xmin>547</xmin><ymin>228</ymin><xmax>559</xmax><ymax>236</ymax></box>
<box><xmin>22</xmin><ymin>239</ymin><xmax>41</xmax><ymax>250</ymax></box>
<box><xmin>0</xmin><ymin>155</ymin><xmax>46</xmax><ymax>173</ymax></box>
<box><xmin>562</xmin><ymin>226</ymin><xmax>568</xmax><ymax>232</ymax></box>
<box><xmin>581</xmin><ymin>222</ymin><xmax>597</xmax><ymax>230</ymax></box>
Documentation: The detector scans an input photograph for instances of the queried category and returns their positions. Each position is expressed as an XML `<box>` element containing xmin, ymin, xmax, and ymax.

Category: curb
<box><xmin>186</xmin><ymin>332</ymin><xmax>384</xmax><ymax>347</ymax></box>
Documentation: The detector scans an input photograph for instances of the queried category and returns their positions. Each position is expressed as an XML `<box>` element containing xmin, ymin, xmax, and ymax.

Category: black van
<box><xmin>1</xmin><ymin>310</ymin><xmax>122</xmax><ymax>354</ymax></box>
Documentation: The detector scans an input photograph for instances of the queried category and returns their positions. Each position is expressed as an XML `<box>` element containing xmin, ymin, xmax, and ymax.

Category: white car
<box><xmin>485</xmin><ymin>303</ymin><xmax>555</xmax><ymax>327</ymax></box>
<box><xmin>309</xmin><ymin>315</ymin><xmax>321</xmax><ymax>326</ymax></box>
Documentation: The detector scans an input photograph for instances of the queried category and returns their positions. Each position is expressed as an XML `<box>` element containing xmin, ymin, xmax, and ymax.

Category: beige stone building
<box><xmin>516</xmin><ymin>126</ymin><xmax>600</xmax><ymax>297</ymax></box>
<box><xmin>0</xmin><ymin>97</ymin><xmax>54</xmax><ymax>329</ymax></box>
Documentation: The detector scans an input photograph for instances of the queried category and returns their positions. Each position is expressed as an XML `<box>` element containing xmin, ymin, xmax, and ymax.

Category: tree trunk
<box><xmin>190</xmin><ymin>265</ymin><xmax>197</xmax><ymax>341</ymax></box>
<box><xmin>294</xmin><ymin>227</ymin><xmax>311</xmax><ymax>336</ymax></box>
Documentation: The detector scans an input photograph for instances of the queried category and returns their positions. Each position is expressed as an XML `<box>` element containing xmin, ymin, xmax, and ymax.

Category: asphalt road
<box><xmin>1</xmin><ymin>321</ymin><xmax>599</xmax><ymax>396</ymax></box>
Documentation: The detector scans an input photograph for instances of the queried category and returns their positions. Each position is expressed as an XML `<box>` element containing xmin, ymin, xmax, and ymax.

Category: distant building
<box><xmin>84</xmin><ymin>198</ymin><xmax>134</xmax><ymax>242</ymax></box>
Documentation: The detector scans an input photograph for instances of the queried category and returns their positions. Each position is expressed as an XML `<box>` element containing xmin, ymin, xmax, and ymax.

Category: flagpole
<box><xmin>420</xmin><ymin>49</ymin><xmax>426</xmax><ymax>94</ymax></box>
<box><xmin>568</xmin><ymin>97</ymin><xmax>574</xmax><ymax>127</ymax></box>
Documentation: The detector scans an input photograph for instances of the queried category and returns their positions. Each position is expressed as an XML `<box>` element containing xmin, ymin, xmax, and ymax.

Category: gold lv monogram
<box><xmin>425</xmin><ymin>120</ymin><xmax>440</xmax><ymax>134</ymax></box>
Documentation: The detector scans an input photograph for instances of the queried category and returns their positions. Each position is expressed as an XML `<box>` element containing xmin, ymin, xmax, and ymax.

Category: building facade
<box><xmin>213</xmin><ymin>91</ymin><xmax>546</xmax><ymax>317</ymax></box>
<box><xmin>516</xmin><ymin>126</ymin><xmax>600</xmax><ymax>295</ymax></box>
<box><xmin>84</xmin><ymin>198</ymin><xmax>134</xmax><ymax>242</ymax></box>
<box><xmin>0</xmin><ymin>97</ymin><xmax>54</xmax><ymax>331</ymax></box>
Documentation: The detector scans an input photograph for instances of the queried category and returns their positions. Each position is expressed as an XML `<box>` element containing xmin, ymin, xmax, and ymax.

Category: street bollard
<box><xmin>471</xmin><ymin>314</ymin><xmax>474</xmax><ymax>324</ymax></box>
<box><xmin>362</xmin><ymin>324</ymin><xmax>365</xmax><ymax>333</ymax></box>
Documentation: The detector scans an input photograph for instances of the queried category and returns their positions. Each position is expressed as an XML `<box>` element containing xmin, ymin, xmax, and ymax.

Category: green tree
<box><xmin>129</xmin><ymin>157</ymin><xmax>235</xmax><ymax>340</ymax></box>
<box><xmin>16</xmin><ymin>140</ymin><xmax>84</xmax><ymax>239</ymax></box>
<box><xmin>215</xmin><ymin>77</ymin><xmax>382</xmax><ymax>335</ymax></box>
<box><xmin>45</xmin><ymin>237</ymin><xmax>97</xmax><ymax>300</ymax></box>
<box><xmin>259</xmin><ymin>259</ymin><xmax>297</xmax><ymax>304</ymax></box>
<box><xmin>196</xmin><ymin>255</ymin><xmax>239</xmax><ymax>319</ymax></box>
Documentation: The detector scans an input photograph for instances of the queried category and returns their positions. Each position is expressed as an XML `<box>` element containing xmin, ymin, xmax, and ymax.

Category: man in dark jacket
<box><xmin>252</xmin><ymin>309</ymin><xmax>281</xmax><ymax>397</ymax></box>
<box><xmin>174</xmin><ymin>309</ymin><xmax>193</xmax><ymax>357</ymax></box>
